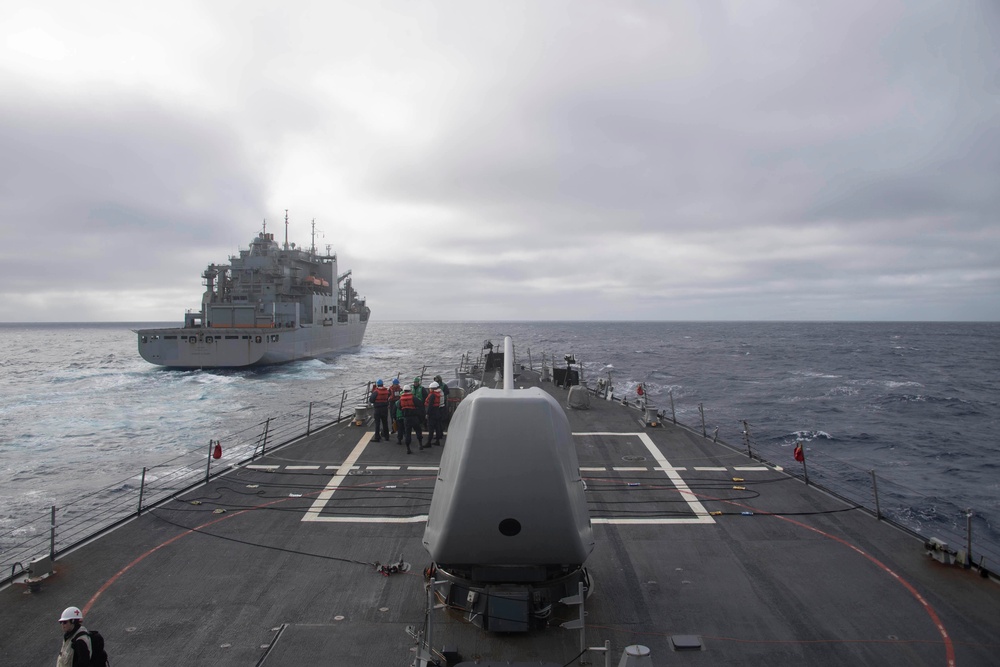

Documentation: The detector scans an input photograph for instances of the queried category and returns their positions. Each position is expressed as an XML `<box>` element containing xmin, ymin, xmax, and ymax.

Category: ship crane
<box><xmin>337</xmin><ymin>270</ymin><xmax>352</xmax><ymax>284</ymax></box>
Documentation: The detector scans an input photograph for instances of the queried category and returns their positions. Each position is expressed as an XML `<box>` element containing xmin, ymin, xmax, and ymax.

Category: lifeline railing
<box><xmin>4</xmin><ymin>355</ymin><xmax>996</xmax><ymax>587</ymax></box>
<box><xmin>519</xmin><ymin>349</ymin><xmax>1000</xmax><ymax>581</ymax></box>
<box><xmin>0</xmin><ymin>366</ymin><xmax>460</xmax><ymax>588</ymax></box>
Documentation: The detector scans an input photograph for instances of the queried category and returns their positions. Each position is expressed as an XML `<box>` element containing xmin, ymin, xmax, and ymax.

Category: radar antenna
<box><xmin>283</xmin><ymin>210</ymin><xmax>290</xmax><ymax>250</ymax></box>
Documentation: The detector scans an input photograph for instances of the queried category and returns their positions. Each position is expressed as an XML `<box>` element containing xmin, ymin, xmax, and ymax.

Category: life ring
<box><xmin>255</xmin><ymin>335</ymin><xmax>262</xmax><ymax>344</ymax></box>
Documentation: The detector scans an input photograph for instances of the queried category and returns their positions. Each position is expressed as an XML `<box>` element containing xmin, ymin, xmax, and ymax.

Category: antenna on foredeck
<box><xmin>283</xmin><ymin>210</ymin><xmax>290</xmax><ymax>250</ymax></box>
<box><xmin>310</xmin><ymin>219</ymin><xmax>317</xmax><ymax>255</ymax></box>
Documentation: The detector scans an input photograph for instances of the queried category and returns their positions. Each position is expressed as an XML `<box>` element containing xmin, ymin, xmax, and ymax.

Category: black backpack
<box><xmin>74</xmin><ymin>630</ymin><xmax>110</xmax><ymax>666</ymax></box>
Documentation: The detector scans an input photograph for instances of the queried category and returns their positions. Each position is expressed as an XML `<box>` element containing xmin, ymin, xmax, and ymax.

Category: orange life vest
<box><xmin>400</xmin><ymin>393</ymin><xmax>416</xmax><ymax>410</ymax></box>
<box><xmin>425</xmin><ymin>389</ymin><xmax>444</xmax><ymax>409</ymax></box>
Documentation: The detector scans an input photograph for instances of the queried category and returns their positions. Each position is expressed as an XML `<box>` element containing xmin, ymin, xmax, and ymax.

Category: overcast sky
<box><xmin>2</xmin><ymin>1</ymin><xmax>998</xmax><ymax>322</ymax></box>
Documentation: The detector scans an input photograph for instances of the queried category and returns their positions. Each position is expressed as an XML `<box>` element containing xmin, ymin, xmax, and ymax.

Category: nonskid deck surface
<box><xmin>4</xmin><ymin>373</ymin><xmax>999</xmax><ymax>666</ymax></box>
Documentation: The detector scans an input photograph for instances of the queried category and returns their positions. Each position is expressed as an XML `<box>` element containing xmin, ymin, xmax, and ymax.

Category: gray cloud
<box><xmin>1</xmin><ymin>1</ymin><xmax>997</xmax><ymax>321</ymax></box>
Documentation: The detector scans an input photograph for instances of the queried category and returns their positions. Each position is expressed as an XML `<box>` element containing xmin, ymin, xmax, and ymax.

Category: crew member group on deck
<box><xmin>370</xmin><ymin>375</ymin><xmax>450</xmax><ymax>454</ymax></box>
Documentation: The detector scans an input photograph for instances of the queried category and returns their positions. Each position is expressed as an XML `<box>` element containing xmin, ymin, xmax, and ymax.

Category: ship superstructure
<box><xmin>137</xmin><ymin>215</ymin><xmax>369</xmax><ymax>368</ymax></box>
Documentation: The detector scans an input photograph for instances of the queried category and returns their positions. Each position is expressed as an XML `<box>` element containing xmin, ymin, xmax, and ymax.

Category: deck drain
<box><xmin>622</xmin><ymin>455</ymin><xmax>647</xmax><ymax>462</ymax></box>
<box><xmin>671</xmin><ymin>635</ymin><xmax>703</xmax><ymax>651</ymax></box>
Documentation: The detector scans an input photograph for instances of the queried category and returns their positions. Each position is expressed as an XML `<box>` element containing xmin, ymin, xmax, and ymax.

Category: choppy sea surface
<box><xmin>1</xmin><ymin>321</ymin><xmax>998</xmax><ymax>561</ymax></box>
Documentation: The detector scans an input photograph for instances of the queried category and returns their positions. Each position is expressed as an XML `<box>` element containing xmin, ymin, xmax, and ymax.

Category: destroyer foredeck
<box><xmin>4</xmin><ymin>368</ymin><xmax>998</xmax><ymax>666</ymax></box>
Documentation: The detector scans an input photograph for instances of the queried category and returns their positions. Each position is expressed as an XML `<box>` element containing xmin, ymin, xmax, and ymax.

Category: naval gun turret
<box><xmin>422</xmin><ymin>337</ymin><xmax>594</xmax><ymax>632</ymax></box>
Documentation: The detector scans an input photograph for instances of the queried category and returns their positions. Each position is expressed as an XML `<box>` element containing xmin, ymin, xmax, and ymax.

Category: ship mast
<box><xmin>283</xmin><ymin>209</ymin><xmax>289</xmax><ymax>250</ymax></box>
<box><xmin>311</xmin><ymin>219</ymin><xmax>317</xmax><ymax>256</ymax></box>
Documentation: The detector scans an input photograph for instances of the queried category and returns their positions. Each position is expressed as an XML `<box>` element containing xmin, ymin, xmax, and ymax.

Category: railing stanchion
<box><xmin>870</xmin><ymin>469</ymin><xmax>881</xmax><ymax>519</ymax></box>
<box><xmin>307</xmin><ymin>402</ymin><xmax>313</xmax><ymax>435</ymax></box>
<box><xmin>205</xmin><ymin>440</ymin><xmax>214</xmax><ymax>483</ymax></box>
<box><xmin>138</xmin><ymin>467</ymin><xmax>147</xmax><ymax>516</ymax></box>
<box><xmin>966</xmin><ymin>509</ymin><xmax>974</xmax><ymax>568</ymax></box>
<box><xmin>741</xmin><ymin>419</ymin><xmax>752</xmax><ymax>459</ymax></box>
<box><xmin>50</xmin><ymin>506</ymin><xmax>57</xmax><ymax>560</ymax></box>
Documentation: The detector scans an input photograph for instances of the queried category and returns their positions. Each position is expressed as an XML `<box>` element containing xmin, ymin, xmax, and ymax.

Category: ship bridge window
<box><xmin>269</xmin><ymin>334</ymin><xmax>279</xmax><ymax>342</ymax></box>
<box><xmin>164</xmin><ymin>335</ymin><xmax>178</xmax><ymax>339</ymax></box>
<box><xmin>225</xmin><ymin>335</ymin><xmax>238</xmax><ymax>339</ymax></box>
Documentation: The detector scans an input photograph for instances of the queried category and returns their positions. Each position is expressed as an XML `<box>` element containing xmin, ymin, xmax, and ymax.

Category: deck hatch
<box><xmin>671</xmin><ymin>635</ymin><xmax>704</xmax><ymax>651</ymax></box>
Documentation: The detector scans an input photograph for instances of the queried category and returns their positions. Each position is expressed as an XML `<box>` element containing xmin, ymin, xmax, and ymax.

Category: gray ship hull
<box><xmin>137</xmin><ymin>313</ymin><xmax>367</xmax><ymax>368</ymax></box>
<box><xmin>137</xmin><ymin>221</ymin><xmax>370</xmax><ymax>369</ymax></box>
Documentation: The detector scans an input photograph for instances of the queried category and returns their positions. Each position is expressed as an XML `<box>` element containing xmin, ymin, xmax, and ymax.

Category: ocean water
<box><xmin>1</xmin><ymin>321</ymin><xmax>998</xmax><ymax>562</ymax></box>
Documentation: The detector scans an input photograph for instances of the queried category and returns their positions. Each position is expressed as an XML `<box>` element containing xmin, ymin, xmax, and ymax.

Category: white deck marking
<box><xmin>734</xmin><ymin>466</ymin><xmax>769</xmax><ymax>471</ymax></box>
<box><xmin>246</xmin><ymin>465</ymin><xmax>280</xmax><ymax>470</ymax></box>
<box><xmin>303</xmin><ymin>434</ymin><xmax>375</xmax><ymax>522</ymax></box>
<box><xmin>301</xmin><ymin>431</ymin><xmax>715</xmax><ymax>525</ymax></box>
<box><xmin>286</xmin><ymin>465</ymin><xmax>320</xmax><ymax>470</ymax></box>
<box><xmin>694</xmin><ymin>467</ymin><xmax>728</xmax><ymax>471</ymax></box>
<box><xmin>634</xmin><ymin>432</ymin><xmax>715</xmax><ymax>524</ymax></box>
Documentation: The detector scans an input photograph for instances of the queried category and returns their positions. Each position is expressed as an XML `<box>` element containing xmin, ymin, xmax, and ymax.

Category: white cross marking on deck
<box><xmin>575</xmin><ymin>432</ymin><xmax>715</xmax><ymax>525</ymax></box>
<box><xmin>302</xmin><ymin>432</ymin><xmax>408</xmax><ymax>523</ymax></box>
<box><xmin>301</xmin><ymin>431</ymin><xmax>715</xmax><ymax>525</ymax></box>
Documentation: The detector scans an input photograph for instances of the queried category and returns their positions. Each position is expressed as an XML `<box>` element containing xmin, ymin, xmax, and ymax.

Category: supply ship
<box><xmin>3</xmin><ymin>338</ymin><xmax>998</xmax><ymax>665</ymax></box>
<box><xmin>137</xmin><ymin>214</ymin><xmax>369</xmax><ymax>368</ymax></box>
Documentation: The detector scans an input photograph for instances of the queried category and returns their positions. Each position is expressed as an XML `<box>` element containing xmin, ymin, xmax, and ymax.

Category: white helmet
<box><xmin>402</xmin><ymin>384</ymin><xmax>412</xmax><ymax>392</ymax></box>
<box><xmin>59</xmin><ymin>606</ymin><xmax>83</xmax><ymax>622</ymax></box>
<box><xmin>429</xmin><ymin>381</ymin><xmax>439</xmax><ymax>389</ymax></box>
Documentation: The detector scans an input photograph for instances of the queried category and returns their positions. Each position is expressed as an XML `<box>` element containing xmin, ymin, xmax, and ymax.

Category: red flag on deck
<box><xmin>793</xmin><ymin>442</ymin><xmax>805</xmax><ymax>462</ymax></box>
